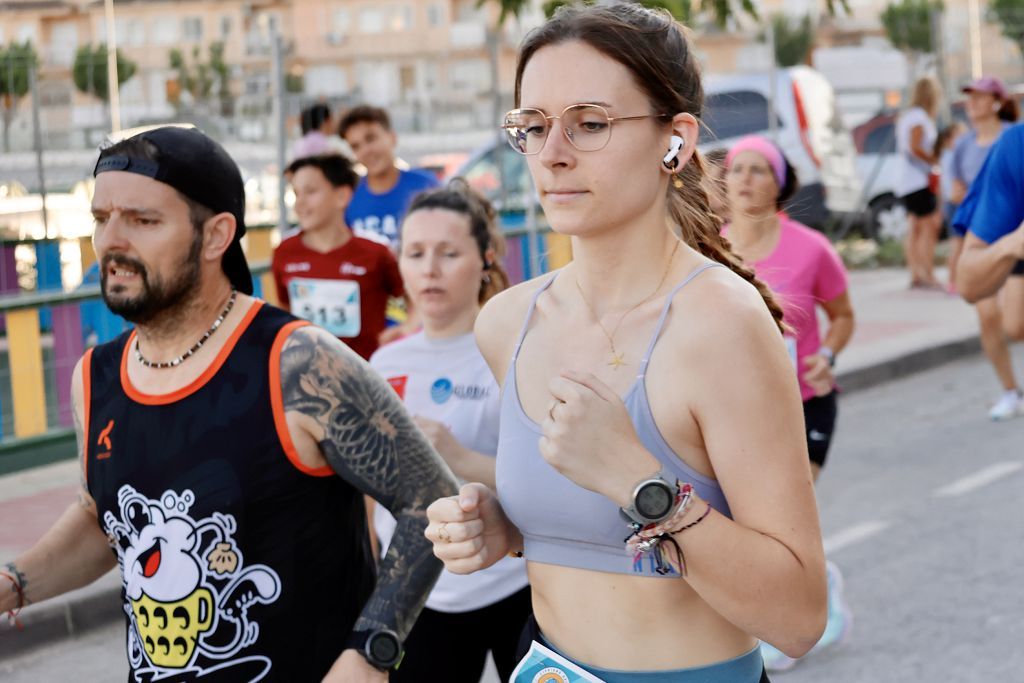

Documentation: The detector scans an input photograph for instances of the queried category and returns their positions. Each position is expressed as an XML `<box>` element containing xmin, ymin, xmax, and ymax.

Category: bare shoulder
<box><xmin>475</xmin><ymin>273</ymin><xmax>557</xmax><ymax>382</ymax></box>
<box><xmin>662</xmin><ymin>263</ymin><xmax>785</xmax><ymax>362</ymax></box>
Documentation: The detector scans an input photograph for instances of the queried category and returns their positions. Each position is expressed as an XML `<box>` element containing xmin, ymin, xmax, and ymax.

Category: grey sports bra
<box><xmin>495</xmin><ymin>263</ymin><xmax>731</xmax><ymax>578</ymax></box>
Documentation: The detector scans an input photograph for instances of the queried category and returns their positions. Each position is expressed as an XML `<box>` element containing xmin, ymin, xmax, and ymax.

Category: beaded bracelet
<box><xmin>625</xmin><ymin>500</ymin><xmax>713</xmax><ymax>577</ymax></box>
<box><xmin>1</xmin><ymin>571</ymin><xmax>25</xmax><ymax>629</ymax></box>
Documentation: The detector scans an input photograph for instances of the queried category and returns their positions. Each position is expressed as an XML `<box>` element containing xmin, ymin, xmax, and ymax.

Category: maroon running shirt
<box><xmin>271</xmin><ymin>234</ymin><xmax>404</xmax><ymax>360</ymax></box>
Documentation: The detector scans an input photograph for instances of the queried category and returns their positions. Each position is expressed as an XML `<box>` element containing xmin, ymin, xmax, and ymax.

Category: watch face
<box><xmin>368</xmin><ymin>631</ymin><xmax>400</xmax><ymax>666</ymax></box>
<box><xmin>636</xmin><ymin>482</ymin><xmax>674</xmax><ymax>519</ymax></box>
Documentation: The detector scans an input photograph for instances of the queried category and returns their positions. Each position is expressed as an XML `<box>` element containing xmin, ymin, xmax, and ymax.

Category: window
<box><xmin>332</xmin><ymin>8</ymin><xmax>351</xmax><ymax>33</ymax></box>
<box><xmin>220</xmin><ymin>16</ymin><xmax>232</xmax><ymax>38</ymax></box>
<box><xmin>304</xmin><ymin>65</ymin><xmax>348</xmax><ymax>96</ymax></box>
<box><xmin>391</xmin><ymin>6</ymin><xmax>413</xmax><ymax>31</ymax></box>
<box><xmin>359</xmin><ymin>9</ymin><xmax>384</xmax><ymax>34</ymax></box>
<box><xmin>17</xmin><ymin>23</ymin><xmax>38</xmax><ymax>44</ymax></box>
<box><xmin>863</xmin><ymin>124</ymin><xmax>896</xmax><ymax>156</ymax></box>
<box><xmin>700</xmin><ymin>91</ymin><xmax>781</xmax><ymax>143</ymax></box>
<box><xmin>182</xmin><ymin>17</ymin><xmax>203</xmax><ymax>42</ymax></box>
<box><xmin>427</xmin><ymin>4</ymin><xmax>443</xmax><ymax>26</ymax></box>
<box><xmin>450</xmin><ymin>59</ymin><xmax>489</xmax><ymax>92</ymax></box>
<box><xmin>152</xmin><ymin>17</ymin><xmax>180</xmax><ymax>45</ymax></box>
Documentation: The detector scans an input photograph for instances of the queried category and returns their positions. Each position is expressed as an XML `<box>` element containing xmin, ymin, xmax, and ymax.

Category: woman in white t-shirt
<box><xmin>896</xmin><ymin>77</ymin><xmax>942</xmax><ymax>289</ymax></box>
<box><xmin>370</xmin><ymin>179</ymin><xmax>530</xmax><ymax>682</ymax></box>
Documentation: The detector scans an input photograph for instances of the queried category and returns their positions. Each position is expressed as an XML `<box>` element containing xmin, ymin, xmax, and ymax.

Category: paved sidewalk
<box><xmin>0</xmin><ymin>267</ymin><xmax>994</xmax><ymax>657</ymax></box>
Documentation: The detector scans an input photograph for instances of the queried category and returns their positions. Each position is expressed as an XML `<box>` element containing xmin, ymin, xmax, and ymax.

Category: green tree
<box><xmin>0</xmin><ymin>41</ymin><xmax>37</xmax><ymax>153</ymax></box>
<box><xmin>772</xmin><ymin>14</ymin><xmax>815</xmax><ymax>67</ymax></box>
<box><xmin>990</xmin><ymin>0</ymin><xmax>1024</xmax><ymax>56</ymax></box>
<box><xmin>169</xmin><ymin>42</ymin><xmax>233</xmax><ymax>115</ymax></box>
<box><xmin>881</xmin><ymin>0</ymin><xmax>941</xmax><ymax>54</ymax></box>
<box><xmin>72</xmin><ymin>43</ymin><xmax>137</xmax><ymax>102</ymax></box>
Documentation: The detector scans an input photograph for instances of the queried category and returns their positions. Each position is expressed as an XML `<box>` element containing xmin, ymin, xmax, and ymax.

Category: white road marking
<box><xmin>934</xmin><ymin>462</ymin><xmax>1024</xmax><ymax>498</ymax></box>
<box><xmin>823</xmin><ymin>520</ymin><xmax>891</xmax><ymax>555</ymax></box>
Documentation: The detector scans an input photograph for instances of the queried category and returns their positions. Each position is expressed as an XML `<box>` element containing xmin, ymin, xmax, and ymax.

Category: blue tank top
<box><xmin>496</xmin><ymin>264</ymin><xmax>731</xmax><ymax>578</ymax></box>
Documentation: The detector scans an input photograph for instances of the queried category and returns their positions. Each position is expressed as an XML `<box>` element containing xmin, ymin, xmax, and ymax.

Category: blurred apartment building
<box><xmin>0</xmin><ymin>0</ymin><xmax>544</xmax><ymax>150</ymax></box>
<box><xmin>0</xmin><ymin>0</ymin><xmax>1021</xmax><ymax>152</ymax></box>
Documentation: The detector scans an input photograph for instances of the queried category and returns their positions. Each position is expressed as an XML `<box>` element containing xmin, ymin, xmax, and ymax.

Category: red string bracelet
<box><xmin>0</xmin><ymin>571</ymin><xmax>25</xmax><ymax>629</ymax></box>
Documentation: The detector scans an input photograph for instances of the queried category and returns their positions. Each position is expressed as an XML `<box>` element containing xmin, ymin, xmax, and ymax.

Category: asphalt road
<box><xmin>2</xmin><ymin>347</ymin><xmax>1022</xmax><ymax>683</ymax></box>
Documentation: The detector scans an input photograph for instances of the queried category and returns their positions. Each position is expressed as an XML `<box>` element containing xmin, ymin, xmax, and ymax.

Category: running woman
<box><xmin>370</xmin><ymin>180</ymin><xmax>531</xmax><ymax>682</ymax></box>
<box><xmin>948</xmin><ymin>77</ymin><xmax>1024</xmax><ymax>420</ymax></box>
<box><xmin>272</xmin><ymin>154</ymin><xmax>407</xmax><ymax>360</ymax></box>
<box><xmin>896</xmin><ymin>77</ymin><xmax>943</xmax><ymax>289</ymax></box>
<box><xmin>722</xmin><ymin>136</ymin><xmax>855</xmax><ymax>671</ymax></box>
<box><xmin>425</xmin><ymin>5</ymin><xmax>826</xmax><ymax>682</ymax></box>
<box><xmin>0</xmin><ymin>127</ymin><xmax>457</xmax><ymax>681</ymax></box>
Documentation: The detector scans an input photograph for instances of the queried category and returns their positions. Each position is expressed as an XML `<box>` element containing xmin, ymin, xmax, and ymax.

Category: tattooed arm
<box><xmin>1</xmin><ymin>357</ymin><xmax>116</xmax><ymax>615</ymax></box>
<box><xmin>279</xmin><ymin>326</ymin><xmax>458</xmax><ymax>641</ymax></box>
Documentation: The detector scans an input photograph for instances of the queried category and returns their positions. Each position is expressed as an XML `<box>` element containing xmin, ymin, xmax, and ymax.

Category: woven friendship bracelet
<box><xmin>0</xmin><ymin>571</ymin><xmax>25</xmax><ymax>629</ymax></box>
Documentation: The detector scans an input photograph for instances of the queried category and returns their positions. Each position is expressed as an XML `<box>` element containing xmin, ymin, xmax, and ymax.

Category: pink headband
<box><xmin>725</xmin><ymin>136</ymin><xmax>786</xmax><ymax>189</ymax></box>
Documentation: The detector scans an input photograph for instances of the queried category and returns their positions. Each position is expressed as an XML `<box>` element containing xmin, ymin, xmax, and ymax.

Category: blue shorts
<box><xmin>540</xmin><ymin>638</ymin><xmax>766</xmax><ymax>682</ymax></box>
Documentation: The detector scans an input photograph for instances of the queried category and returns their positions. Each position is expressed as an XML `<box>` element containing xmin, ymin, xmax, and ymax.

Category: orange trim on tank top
<box><xmin>119</xmin><ymin>300</ymin><xmax>265</xmax><ymax>406</ymax></box>
<box><xmin>269</xmin><ymin>320</ymin><xmax>334</xmax><ymax>477</ymax></box>
<box><xmin>81</xmin><ymin>347</ymin><xmax>94</xmax><ymax>481</ymax></box>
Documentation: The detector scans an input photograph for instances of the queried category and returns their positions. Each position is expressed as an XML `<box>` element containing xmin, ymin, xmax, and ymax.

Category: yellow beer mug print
<box><xmin>132</xmin><ymin>587</ymin><xmax>214</xmax><ymax>668</ymax></box>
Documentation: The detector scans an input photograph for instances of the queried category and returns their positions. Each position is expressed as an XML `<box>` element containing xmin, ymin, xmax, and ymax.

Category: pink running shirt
<box><xmin>724</xmin><ymin>216</ymin><xmax>849</xmax><ymax>401</ymax></box>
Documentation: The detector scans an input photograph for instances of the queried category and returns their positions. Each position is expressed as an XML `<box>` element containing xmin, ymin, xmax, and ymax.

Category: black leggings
<box><xmin>803</xmin><ymin>391</ymin><xmax>838</xmax><ymax>468</ymax></box>
<box><xmin>392</xmin><ymin>586</ymin><xmax>532</xmax><ymax>683</ymax></box>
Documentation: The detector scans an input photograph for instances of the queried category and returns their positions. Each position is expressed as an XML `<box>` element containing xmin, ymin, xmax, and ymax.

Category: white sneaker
<box><xmin>988</xmin><ymin>390</ymin><xmax>1024</xmax><ymax>421</ymax></box>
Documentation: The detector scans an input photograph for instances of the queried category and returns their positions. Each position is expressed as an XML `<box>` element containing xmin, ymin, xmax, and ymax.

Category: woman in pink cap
<box><xmin>947</xmin><ymin>76</ymin><xmax>1024</xmax><ymax>420</ymax></box>
<box><xmin>722</xmin><ymin>135</ymin><xmax>856</xmax><ymax>672</ymax></box>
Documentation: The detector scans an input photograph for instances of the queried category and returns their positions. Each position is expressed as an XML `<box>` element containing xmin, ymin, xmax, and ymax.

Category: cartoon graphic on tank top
<box><xmin>103</xmin><ymin>484</ymin><xmax>282</xmax><ymax>681</ymax></box>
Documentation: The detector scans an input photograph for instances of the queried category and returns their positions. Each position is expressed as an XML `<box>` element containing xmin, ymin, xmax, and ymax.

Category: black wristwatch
<box><xmin>619</xmin><ymin>468</ymin><xmax>679</xmax><ymax>526</ymax></box>
<box><xmin>346</xmin><ymin>629</ymin><xmax>403</xmax><ymax>671</ymax></box>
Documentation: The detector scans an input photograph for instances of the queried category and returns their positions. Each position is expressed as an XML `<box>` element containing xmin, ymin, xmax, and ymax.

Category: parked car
<box><xmin>700</xmin><ymin>66</ymin><xmax>863</xmax><ymax>230</ymax></box>
<box><xmin>850</xmin><ymin>109</ymin><xmax>903</xmax><ymax>240</ymax></box>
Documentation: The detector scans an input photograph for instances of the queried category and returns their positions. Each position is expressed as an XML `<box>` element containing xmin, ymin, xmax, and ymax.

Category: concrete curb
<box><xmin>0</xmin><ymin>333</ymin><xmax>985</xmax><ymax>657</ymax></box>
<box><xmin>837</xmin><ymin>333</ymin><xmax>981</xmax><ymax>394</ymax></box>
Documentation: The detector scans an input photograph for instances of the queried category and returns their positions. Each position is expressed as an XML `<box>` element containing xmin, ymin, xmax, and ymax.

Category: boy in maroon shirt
<box><xmin>272</xmin><ymin>155</ymin><xmax>406</xmax><ymax>360</ymax></box>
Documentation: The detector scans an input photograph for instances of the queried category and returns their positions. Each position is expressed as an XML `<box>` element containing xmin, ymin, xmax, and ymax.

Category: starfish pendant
<box><xmin>608</xmin><ymin>353</ymin><xmax>626</xmax><ymax>369</ymax></box>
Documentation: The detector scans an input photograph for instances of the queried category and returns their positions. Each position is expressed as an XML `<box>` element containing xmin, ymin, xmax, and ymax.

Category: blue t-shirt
<box><xmin>953</xmin><ymin>123</ymin><xmax>1024</xmax><ymax>243</ymax></box>
<box><xmin>345</xmin><ymin>169</ymin><xmax>439</xmax><ymax>250</ymax></box>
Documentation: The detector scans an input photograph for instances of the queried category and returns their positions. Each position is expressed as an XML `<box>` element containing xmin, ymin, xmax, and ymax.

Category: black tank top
<box><xmin>84</xmin><ymin>301</ymin><xmax>375</xmax><ymax>682</ymax></box>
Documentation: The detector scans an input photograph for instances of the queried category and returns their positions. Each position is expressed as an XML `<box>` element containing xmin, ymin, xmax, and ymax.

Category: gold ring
<box><xmin>438</xmin><ymin>523</ymin><xmax>451</xmax><ymax>543</ymax></box>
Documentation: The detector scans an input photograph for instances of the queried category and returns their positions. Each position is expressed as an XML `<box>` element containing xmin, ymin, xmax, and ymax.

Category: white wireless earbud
<box><xmin>662</xmin><ymin>135</ymin><xmax>685</xmax><ymax>167</ymax></box>
<box><xmin>993</xmin><ymin>102</ymin><xmax>1002</xmax><ymax>112</ymax></box>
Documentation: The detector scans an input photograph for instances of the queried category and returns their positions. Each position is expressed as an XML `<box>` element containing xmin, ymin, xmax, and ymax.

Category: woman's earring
<box><xmin>672</xmin><ymin>175</ymin><xmax>684</xmax><ymax>189</ymax></box>
<box><xmin>482</xmin><ymin>273</ymin><xmax>492</xmax><ymax>284</ymax></box>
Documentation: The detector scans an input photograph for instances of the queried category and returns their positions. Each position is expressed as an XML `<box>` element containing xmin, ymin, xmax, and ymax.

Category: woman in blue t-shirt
<box><xmin>947</xmin><ymin>77</ymin><xmax>1023</xmax><ymax>420</ymax></box>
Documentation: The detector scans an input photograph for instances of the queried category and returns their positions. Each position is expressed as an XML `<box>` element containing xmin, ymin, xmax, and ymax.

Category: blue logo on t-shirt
<box><xmin>430</xmin><ymin>378</ymin><xmax>454</xmax><ymax>404</ymax></box>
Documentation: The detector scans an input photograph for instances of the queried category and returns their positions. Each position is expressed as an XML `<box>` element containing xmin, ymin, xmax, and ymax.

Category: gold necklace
<box><xmin>575</xmin><ymin>242</ymin><xmax>679</xmax><ymax>369</ymax></box>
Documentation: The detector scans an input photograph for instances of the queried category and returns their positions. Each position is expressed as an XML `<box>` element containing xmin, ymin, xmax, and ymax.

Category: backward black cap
<box><xmin>93</xmin><ymin>126</ymin><xmax>254</xmax><ymax>295</ymax></box>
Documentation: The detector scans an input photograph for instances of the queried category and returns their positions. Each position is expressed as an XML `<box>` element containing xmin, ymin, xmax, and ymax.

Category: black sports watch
<box><xmin>619</xmin><ymin>468</ymin><xmax>679</xmax><ymax>526</ymax></box>
<box><xmin>346</xmin><ymin>628</ymin><xmax>403</xmax><ymax>671</ymax></box>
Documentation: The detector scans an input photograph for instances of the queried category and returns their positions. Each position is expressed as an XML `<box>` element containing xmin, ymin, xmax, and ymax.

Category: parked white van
<box><xmin>700</xmin><ymin>67</ymin><xmax>863</xmax><ymax>229</ymax></box>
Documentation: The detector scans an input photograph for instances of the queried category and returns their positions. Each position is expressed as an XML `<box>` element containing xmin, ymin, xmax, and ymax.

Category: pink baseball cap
<box><xmin>962</xmin><ymin>76</ymin><xmax>1008</xmax><ymax>100</ymax></box>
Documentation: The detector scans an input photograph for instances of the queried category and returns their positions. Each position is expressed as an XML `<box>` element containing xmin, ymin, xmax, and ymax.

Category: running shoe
<box><xmin>989</xmin><ymin>390</ymin><xmax>1024</xmax><ymax>421</ymax></box>
<box><xmin>759</xmin><ymin>641</ymin><xmax>797</xmax><ymax>672</ymax></box>
<box><xmin>812</xmin><ymin>560</ymin><xmax>853</xmax><ymax>653</ymax></box>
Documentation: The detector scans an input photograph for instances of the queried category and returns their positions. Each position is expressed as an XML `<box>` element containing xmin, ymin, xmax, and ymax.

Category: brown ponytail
<box><xmin>669</xmin><ymin>152</ymin><xmax>788</xmax><ymax>335</ymax></box>
<box><xmin>516</xmin><ymin>3</ymin><xmax>787</xmax><ymax>335</ymax></box>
